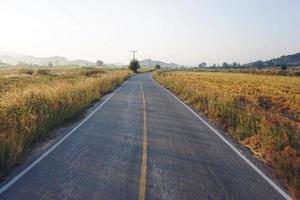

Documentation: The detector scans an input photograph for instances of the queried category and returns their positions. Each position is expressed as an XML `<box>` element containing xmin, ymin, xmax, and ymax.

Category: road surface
<box><xmin>0</xmin><ymin>74</ymin><xmax>290</xmax><ymax>200</ymax></box>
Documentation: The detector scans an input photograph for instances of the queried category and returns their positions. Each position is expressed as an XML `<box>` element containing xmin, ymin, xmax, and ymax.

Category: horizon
<box><xmin>1</xmin><ymin>0</ymin><xmax>300</xmax><ymax>65</ymax></box>
<box><xmin>1</xmin><ymin>51</ymin><xmax>299</xmax><ymax>67</ymax></box>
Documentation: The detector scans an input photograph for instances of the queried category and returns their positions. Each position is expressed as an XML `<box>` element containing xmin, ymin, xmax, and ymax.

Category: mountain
<box><xmin>139</xmin><ymin>59</ymin><xmax>183</xmax><ymax>68</ymax></box>
<box><xmin>244</xmin><ymin>52</ymin><xmax>300</xmax><ymax>68</ymax></box>
<box><xmin>0</xmin><ymin>51</ymin><xmax>24</xmax><ymax>57</ymax></box>
<box><xmin>108</xmin><ymin>62</ymin><xmax>126</xmax><ymax>66</ymax></box>
<box><xmin>0</xmin><ymin>54</ymin><xmax>95</xmax><ymax>66</ymax></box>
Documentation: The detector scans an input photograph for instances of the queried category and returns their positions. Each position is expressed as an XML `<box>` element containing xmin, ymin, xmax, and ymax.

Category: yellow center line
<box><xmin>139</xmin><ymin>81</ymin><xmax>148</xmax><ymax>200</ymax></box>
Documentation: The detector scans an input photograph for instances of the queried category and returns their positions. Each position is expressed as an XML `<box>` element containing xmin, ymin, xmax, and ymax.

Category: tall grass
<box><xmin>154</xmin><ymin>71</ymin><xmax>300</xmax><ymax>198</ymax></box>
<box><xmin>168</xmin><ymin>66</ymin><xmax>300</xmax><ymax>77</ymax></box>
<box><xmin>0</xmin><ymin>68</ymin><xmax>132</xmax><ymax>176</ymax></box>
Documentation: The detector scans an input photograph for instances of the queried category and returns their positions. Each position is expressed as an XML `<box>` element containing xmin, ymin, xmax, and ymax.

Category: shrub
<box><xmin>281</xmin><ymin>65</ymin><xmax>287</xmax><ymax>71</ymax></box>
<box><xmin>34</xmin><ymin>69</ymin><xmax>52</xmax><ymax>76</ymax></box>
<box><xmin>17</xmin><ymin>68</ymin><xmax>34</xmax><ymax>75</ymax></box>
<box><xmin>79</xmin><ymin>68</ymin><xmax>105</xmax><ymax>77</ymax></box>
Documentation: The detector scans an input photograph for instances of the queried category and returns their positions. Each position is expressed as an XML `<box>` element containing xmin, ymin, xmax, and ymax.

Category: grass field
<box><xmin>154</xmin><ymin>71</ymin><xmax>300</xmax><ymax>197</ymax></box>
<box><xmin>170</xmin><ymin>66</ymin><xmax>300</xmax><ymax>77</ymax></box>
<box><xmin>234</xmin><ymin>66</ymin><xmax>300</xmax><ymax>76</ymax></box>
<box><xmin>0</xmin><ymin>67</ymin><xmax>133</xmax><ymax>177</ymax></box>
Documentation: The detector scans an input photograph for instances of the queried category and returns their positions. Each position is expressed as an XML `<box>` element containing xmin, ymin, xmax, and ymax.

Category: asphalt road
<box><xmin>0</xmin><ymin>73</ymin><xmax>290</xmax><ymax>200</ymax></box>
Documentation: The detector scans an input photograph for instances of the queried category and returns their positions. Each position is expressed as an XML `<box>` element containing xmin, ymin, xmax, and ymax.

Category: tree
<box><xmin>155</xmin><ymin>64</ymin><xmax>161</xmax><ymax>69</ymax></box>
<box><xmin>254</xmin><ymin>60</ymin><xmax>264</xmax><ymax>68</ymax></box>
<box><xmin>18</xmin><ymin>61</ymin><xmax>27</xmax><ymax>66</ymax></box>
<box><xmin>96</xmin><ymin>60</ymin><xmax>104</xmax><ymax>66</ymax></box>
<box><xmin>198</xmin><ymin>62</ymin><xmax>207</xmax><ymax>68</ymax></box>
<box><xmin>54</xmin><ymin>60</ymin><xmax>60</xmax><ymax>66</ymax></box>
<box><xmin>232</xmin><ymin>62</ymin><xmax>238</xmax><ymax>68</ymax></box>
<box><xmin>281</xmin><ymin>65</ymin><xmax>287</xmax><ymax>71</ymax></box>
<box><xmin>128</xmin><ymin>59</ymin><xmax>140</xmax><ymax>73</ymax></box>
<box><xmin>48</xmin><ymin>62</ymin><xmax>53</xmax><ymax>67</ymax></box>
<box><xmin>222</xmin><ymin>62</ymin><xmax>229</xmax><ymax>68</ymax></box>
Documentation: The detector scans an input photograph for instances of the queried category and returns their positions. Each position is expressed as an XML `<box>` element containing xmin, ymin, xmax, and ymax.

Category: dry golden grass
<box><xmin>0</xmin><ymin>67</ymin><xmax>132</xmax><ymax>176</ymax></box>
<box><xmin>236</xmin><ymin>67</ymin><xmax>300</xmax><ymax>76</ymax></box>
<box><xmin>154</xmin><ymin>71</ymin><xmax>300</xmax><ymax>198</ymax></box>
<box><xmin>171</xmin><ymin>66</ymin><xmax>300</xmax><ymax>77</ymax></box>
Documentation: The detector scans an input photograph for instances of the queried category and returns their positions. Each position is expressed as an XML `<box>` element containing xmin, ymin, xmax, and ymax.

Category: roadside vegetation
<box><xmin>154</xmin><ymin>71</ymin><xmax>300</xmax><ymax>198</ymax></box>
<box><xmin>0</xmin><ymin>67</ymin><xmax>132</xmax><ymax>177</ymax></box>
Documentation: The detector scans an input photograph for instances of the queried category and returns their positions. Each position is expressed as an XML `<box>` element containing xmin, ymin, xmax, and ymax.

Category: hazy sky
<box><xmin>0</xmin><ymin>0</ymin><xmax>299</xmax><ymax>65</ymax></box>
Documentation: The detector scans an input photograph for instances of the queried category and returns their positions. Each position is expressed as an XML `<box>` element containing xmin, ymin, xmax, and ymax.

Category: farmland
<box><xmin>153</xmin><ymin>71</ymin><xmax>300</xmax><ymax>197</ymax></box>
<box><xmin>0</xmin><ymin>67</ymin><xmax>132</xmax><ymax>176</ymax></box>
<box><xmin>168</xmin><ymin>66</ymin><xmax>300</xmax><ymax>77</ymax></box>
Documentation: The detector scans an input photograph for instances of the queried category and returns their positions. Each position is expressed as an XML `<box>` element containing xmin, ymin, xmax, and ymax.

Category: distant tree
<box><xmin>18</xmin><ymin>61</ymin><xmax>27</xmax><ymax>66</ymax></box>
<box><xmin>48</xmin><ymin>62</ymin><xmax>53</xmax><ymax>67</ymax></box>
<box><xmin>232</xmin><ymin>62</ymin><xmax>238</xmax><ymax>68</ymax></box>
<box><xmin>265</xmin><ymin>60</ymin><xmax>274</xmax><ymax>67</ymax></box>
<box><xmin>198</xmin><ymin>62</ymin><xmax>207</xmax><ymax>68</ymax></box>
<box><xmin>128</xmin><ymin>59</ymin><xmax>140</xmax><ymax>73</ymax></box>
<box><xmin>155</xmin><ymin>64</ymin><xmax>161</xmax><ymax>69</ymax></box>
<box><xmin>96</xmin><ymin>60</ymin><xmax>104</xmax><ymax>66</ymax></box>
<box><xmin>254</xmin><ymin>60</ymin><xmax>264</xmax><ymax>68</ymax></box>
<box><xmin>222</xmin><ymin>62</ymin><xmax>229</xmax><ymax>68</ymax></box>
<box><xmin>281</xmin><ymin>65</ymin><xmax>287</xmax><ymax>71</ymax></box>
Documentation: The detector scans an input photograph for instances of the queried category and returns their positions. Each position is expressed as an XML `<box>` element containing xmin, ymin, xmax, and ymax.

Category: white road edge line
<box><xmin>151</xmin><ymin>77</ymin><xmax>292</xmax><ymax>200</ymax></box>
<box><xmin>0</xmin><ymin>79</ymin><xmax>129</xmax><ymax>195</ymax></box>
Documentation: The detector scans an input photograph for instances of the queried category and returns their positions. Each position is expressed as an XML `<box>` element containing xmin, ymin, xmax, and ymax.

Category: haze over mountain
<box><xmin>243</xmin><ymin>52</ymin><xmax>300</xmax><ymax>68</ymax></box>
<box><xmin>1</xmin><ymin>51</ymin><xmax>299</xmax><ymax>68</ymax></box>
<box><xmin>140</xmin><ymin>52</ymin><xmax>300</xmax><ymax>68</ymax></box>
<box><xmin>0</xmin><ymin>52</ymin><xmax>185</xmax><ymax>68</ymax></box>
<box><xmin>139</xmin><ymin>59</ymin><xmax>183</xmax><ymax>68</ymax></box>
<box><xmin>0</xmin><ymin>53</ymin><xmax>94</xmax><ymax>66</ymax></box>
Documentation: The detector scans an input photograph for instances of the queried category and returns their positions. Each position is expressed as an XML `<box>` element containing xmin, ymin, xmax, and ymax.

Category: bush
<box><xmin>17</xmin><ymin>68</ymin><xmax>34</xmax><ymax>75</ymax></box>
<box><xmin>281</xmin><ymin>65</ymin><xmax>287</xmax><ymax>71</ymax></box>
<box><xmin>79</xmin><ymin>68</ymin><xmax>105</xmax><ymax>77</ymax></box>
<box><xmin>34</xmin><ymin>69</ymin><xmax>52</xmax><ymax>76</ymax></box>
<box><xmin>155</xmin><ymin>64</ymin><xmax>161</xmax><ymax>69</ymax></box>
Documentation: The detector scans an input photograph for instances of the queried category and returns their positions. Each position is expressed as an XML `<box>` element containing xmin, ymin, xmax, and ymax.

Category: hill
<box><xmin>139</xmin><ymin>59</ymin><xmax>183</xmax><ymax>68</ymax></box>
<box><xmin>0</xmin><ymin>54</ymin><xmax>95</xmax><ymax>66</ymax></box>
<box><xmin>244</xmin><ymin>52</ymin><xmax>300</xmax><ymax>68</ymax></box>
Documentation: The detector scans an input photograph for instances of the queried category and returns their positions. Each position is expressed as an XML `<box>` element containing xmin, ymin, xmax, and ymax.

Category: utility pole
<box><xmin>131</xmin><ymin>50</ymin><xmax>138</xmax><ymax>60</ymax></box>
<box><xmin>148</xmin><ymin>57</ymin><xmax>150</xmax><ymax>68</ymax></box>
